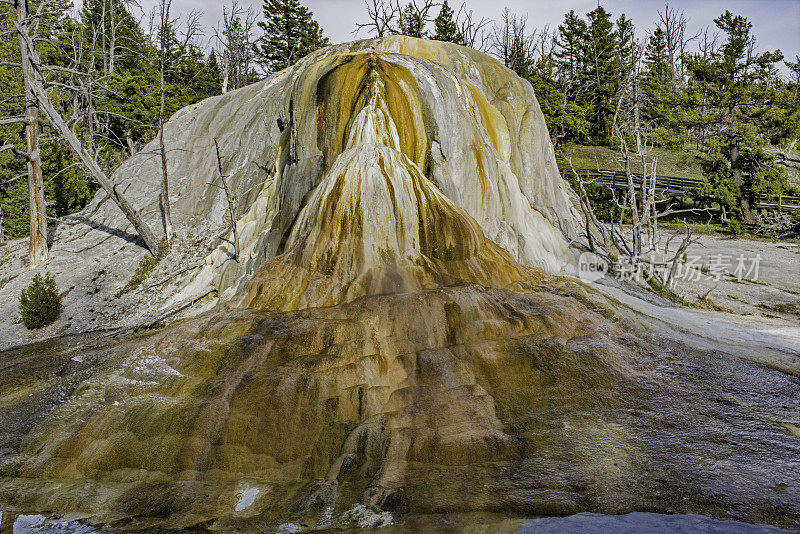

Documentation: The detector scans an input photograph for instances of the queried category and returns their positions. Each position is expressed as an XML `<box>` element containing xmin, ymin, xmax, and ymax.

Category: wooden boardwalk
<box><xmin>559</xmin><ymin>168</ymin><xmax>800</xmax><ymax>212</ymax></box>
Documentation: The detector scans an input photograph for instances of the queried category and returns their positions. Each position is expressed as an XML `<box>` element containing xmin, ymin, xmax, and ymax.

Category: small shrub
<box><xmin>726</xmin><ymin>219</ymin><xmax>744</xmax><ymax>236</ymax></box>
<box><xmin>19</xmin><ymin>272</ymin><xmax>62</xmax><ymax>329</ymax></box>
<box><xmin>646</xmin><ymin>277</ymin><xmax>694</xmax><ymax>307</ymax></box>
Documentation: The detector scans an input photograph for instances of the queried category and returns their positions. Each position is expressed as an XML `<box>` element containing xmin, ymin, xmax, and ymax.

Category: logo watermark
<box><xmin>578</xmin><ymin>252</ymin><xmax>608</xmax><ymax>282</ymax></box>
<box><xmin>578</xmin><ymin>252</ymin><xmax>762</xmax><ymax>285</ymax></box>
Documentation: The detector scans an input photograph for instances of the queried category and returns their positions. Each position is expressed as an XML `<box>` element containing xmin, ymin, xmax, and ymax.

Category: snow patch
<box><xmin>235</xmin><ymin>487</ymin><xmax>260</xmax><ymax>512</ymax></box>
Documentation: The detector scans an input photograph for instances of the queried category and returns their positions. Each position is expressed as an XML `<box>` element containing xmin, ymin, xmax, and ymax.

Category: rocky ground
<box><xmin>675</xmin><ymin>233</ymin><xmax>800</xmax><ymax>319</ymax></box>
<box><xmin>614</xmin><ymin>232</ymin><xmax>800</xmax><ymax>323</ymax></box>
<box><xmin>0</xmin><ymin>223</ymin><xmax>220</xmax><ymax>351</ymax></box>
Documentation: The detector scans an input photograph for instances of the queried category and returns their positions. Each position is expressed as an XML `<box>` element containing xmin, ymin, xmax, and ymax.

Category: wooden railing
<box><xmin>559</xmin><ymin>168</ymin><xmax>799</xmax><ymax>213</ymax></box>
<box><xmin>559</xmin><ymin>168</ymin><xmax>703</xmax><ymax>196</ymax></box>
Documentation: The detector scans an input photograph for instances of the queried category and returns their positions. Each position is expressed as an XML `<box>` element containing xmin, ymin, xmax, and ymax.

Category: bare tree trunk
<box><xmin>633</xmin><ymin>65</ymin><xmax>642</xmax><ymax>153</ymax></box>
<box><xmin>15</xmin><ymin>0</ymin><xmax>47</xmax><ymax>267</ymax></box>
<box><xmin>222</xmin><ymin>49</ymin><xmax>229</xmax><ymax>94</ymax></box>
<box><xmin>618</xmin><ymin>134</ymin><xmax>641</xmax><ymax>260</ymax></box>
<box><xmin>108</xmin><ymin>0</ymin><xmax>116</xmax><ymax>74</ymax></box>
<box><xmin>15</xmin><ymin>19</ymin><xmax>160</xmax><ymax>255</ymax></box>
<box><xmin>731</xmin><ymin>141</ymin><xmax>756</xmax><ymax>225</ymax></box>
<box><xmin>159</xmin><ymin>0</ymin><xmax>173</xmax><ymax>242</ymax></box>
<box><xmin>159</xmin><ymin>86</ymin><xmax>172</xmax><ymax>242</ymax></box>
<box><xmin>213</xmin><ymin>138</ymin><xmax>239</xmax><ymax>261</ymax></box>
<box><xmin>650</xmin><ymin>158</ymin><xmax>659</xmax><ymax>252</ymax></box>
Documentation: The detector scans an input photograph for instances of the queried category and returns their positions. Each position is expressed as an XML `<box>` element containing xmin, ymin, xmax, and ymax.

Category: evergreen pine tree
<box><xmin>554</xmin><ymin>10</ymin><xmax>587</xmax><ymax>101</ymax></box>
<box><xmin>208</xmin><ymin>50</ymin><xmax>221</xmax><ymax>83</ymax></box>
<box><xmin>199</xmin><ymin>50</ymin><xmax>222</xmax><ymax>96</ymax></box>
<box><xmin>765</xmin><ymin>56</ymin><xmax>800</xmax><ymax>145</ymax></box>
<box><xmin>256</xmin><ymin>0</ymin><xmax>329</xmax><ymax>74</ymax></box>
<box><xmin>433</xmin><ymin>1</ymin><xmax>461</xmax><ymax>44</ymax></box>
<box><xmin>615</xmin><ymin>14</ymin><xmax>636</xmax><ymax>77</ymax></box>
<box><xmin>685</xmin><ymin>11</ymin><xmax>786</xmax><ymax>223</ymax></box>
<box><xmin>399</xmin><ymin>3</ymin><xmax>425</xmax><ymax>38</ymax></box>
<box><xmin>584</xmin><ymin>5</ymin><xmax>620</xmax><ymax>144</ymax></box>
<box><xmin>642</xmin><ymin>27</ymin><xmax>687</xmax><ymax>147</ymax></box>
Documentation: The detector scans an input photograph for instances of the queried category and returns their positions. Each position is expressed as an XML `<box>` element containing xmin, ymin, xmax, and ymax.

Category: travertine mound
<box><xmin>167</xmin><ymin>37</ymin><xmax>581</xmax><ymax>309</ymax></box>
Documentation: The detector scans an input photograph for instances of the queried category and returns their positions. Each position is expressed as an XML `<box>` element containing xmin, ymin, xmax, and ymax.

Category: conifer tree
<box><xmin>433</xmin><ymin>1</ymin><xmax>461</xmax><ymax>44</ymax></box>
<box><xmin>584</xmin><ymin>5</ymin><xmax>620</xmax><ymax>144</ymax></box>
<box><xmin>642</xmin><ymin>27</ymin><xmax>687</xmax><ymax>147</ymax></box>
<box><xmin>399</xmin><ymin>2</ymin><xmax>425</xmax><ymax>38</ymax></box>
<box><xmin>554</xmin><ymin>10</ymin><xmax>587</xmax><ymax>102</ymax></box>
<box><xmin>685</xmin><ymin>11</ymin><xmax>785</xmax><ymax>223</ymax></box>
<box><xmin>255</xmin><ymin>0</ymin><xmax>329</xmax><ymax>74</ymax></box>
<box><xmin>208</xmin><ymin>50</ymin><xmax>221</xmax><ymax>85</ymax></box>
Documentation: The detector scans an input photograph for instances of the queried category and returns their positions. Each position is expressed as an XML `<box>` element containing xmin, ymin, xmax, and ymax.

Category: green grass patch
<box><xmin>558</xmin><ymin>143</ymin><xmax>704</xmax><ymax>180</ymax></box>
<box><xmin>118</xmin><ymin>239</ymin><xmax>170</xmax><ymax>296</ymax></box>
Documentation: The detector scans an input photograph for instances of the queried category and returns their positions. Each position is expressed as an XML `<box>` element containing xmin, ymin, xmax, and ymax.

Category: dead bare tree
<box><xmin>656</xmin><ymin>4</ymin><xmax>701</xmax><ymax>89</ymax></box>
<box><xmin>1</xmin><ymin>0</ymin><xmax>48</xmax><ymax>267</ymax></box>
<box><xmin>355</xmin><ymin>0</ymin><xmax>400</xmax><ymax>37</ymax></box>
<box><xmin>215</xmin><ymin>1</ymin><xmax>257</xmax><ymax>94</ymax></box>
<box><xmin>455</xmin><ymin>3</ymin><xmax>490</xmax><ymax>50</ymax></box>
<box><xmin>489</xmin><ymin>8</ymin><xmax>533</xmax><ymax>74</ymax></box>
<box><xmin>212</xmin><ymin>138</ymin><xmax>239</xmax><ymax>261</ymax></box>
<box><xmin>565</xmin><ymin>152</ymin><xmax>702</xmax><ymax>291</ymax></box>
<box><xmin>10</xmin><ymin>11</ymin><xmax>160</xmax><ymax>255</ymax></box>
<box><xmin>179</xmin><ymin>9</ymin><xmax>204</xmax><ymax>50</ymax></box>
<box><xmin>611</xmin><ymin>39</ymin><xmax>645</xmax><ymax>156</ymax></box>
<box><xmin>157</xmin><ymin>0</ymin><xmax>174</xmax><ymax>242</ymax></box>
<box><xmin>355</xmin><ymin>0</ymin><xmax>443</xmax><ymax>39</ymax></box>
<box><xmin>561</xmin><ymin>40</ymin><xmax>711</xmax><ymax>294</ymax></box>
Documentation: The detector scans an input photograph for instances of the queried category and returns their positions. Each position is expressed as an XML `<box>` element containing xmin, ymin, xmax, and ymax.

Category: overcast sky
<box><xmin>78</xmin><ymin>0</ymin><xmax>800</xmax><ymax>70</ymax></box>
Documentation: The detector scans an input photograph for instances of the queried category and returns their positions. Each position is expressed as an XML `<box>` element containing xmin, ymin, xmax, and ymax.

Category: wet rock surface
<box><xmin>0</xmin><ymin>279</ymin><xmax>799</xmax><ymax>531</ymax></box>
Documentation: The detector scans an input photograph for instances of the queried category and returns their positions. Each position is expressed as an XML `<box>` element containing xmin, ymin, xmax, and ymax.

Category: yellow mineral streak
<box><xmin>464</xmin><ymin>81</ymin><xmax>511</xmax><ymax>162</ymax></box>
<box><xmin>173</xmin><ymin>38</ymin><xmax>579</xmax><ymax>310</ymax></box>
<box><xmin>232</xmin><ymin>61</ymin><xmax>530</xmax><ymax>311</ymax></box>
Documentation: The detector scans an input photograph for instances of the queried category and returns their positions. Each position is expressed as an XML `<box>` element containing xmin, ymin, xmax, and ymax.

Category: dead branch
<box><xmin>456</xmin><ymin>3</ymin><xmax>490</xmax><ymax>50</ymax></box>
<box><xmin>15</xmin><ymin>17</ymin><xmax>160</xmax><ymax>255</ymax></box>
<box><xmin>143</xmin><ymin>261</ymin><xmax>204</xmax><ymax>289</ymax></box>
<box><xmin>0</xmin><ymin>143</ymin><xmax>30</xmax><ymax>160</ymax></box>
<box><xmin>213</xmin><ymin>137</ymin><xmax>239</xmax><ymax>261</ymax></box>
<box><xmin>354</xmin><ymin>0</ymin><xmax>400</xmax><ymax>37</ymax></box>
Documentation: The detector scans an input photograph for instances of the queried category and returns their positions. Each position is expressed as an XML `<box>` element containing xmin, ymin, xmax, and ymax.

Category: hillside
<box><xmin>557</xmin><ymin>143</ymin><xmax>704</xmax><ymax>179</ymax></box>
